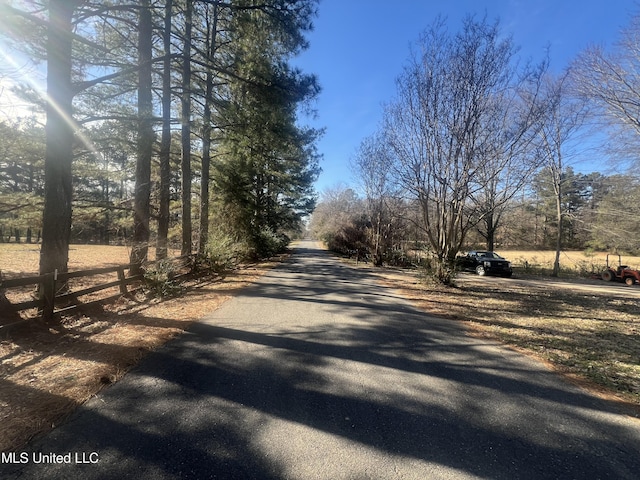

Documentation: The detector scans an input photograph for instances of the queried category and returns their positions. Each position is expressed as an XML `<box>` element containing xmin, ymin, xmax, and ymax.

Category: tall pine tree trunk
<box><xmin>181</xmin><ymin>0</ymin><xmax>193</xmax><ymax>256</ymax></box>
<box><xmin>130</xmin><ymin>0</ymin><xmax>153</xmax><ymax>273</ymax></box>
<box><xmin>39</xmin><ymin>0</ymin><xmax>78</xmax><ymax>279</ymax></box>
<box><xmin>199</xmin><ymin>4</ymin><xmax>218</xmax><ymax>255</ymax></box>
<box><xmin>157</xmin><ymin>0</ymin><xmax>173</xmax><ymax>260</ymax></box>
<box><xmin>199</xmin><ymin>101</ymin><xmax>211</xmax><ymax>255</ymax></box>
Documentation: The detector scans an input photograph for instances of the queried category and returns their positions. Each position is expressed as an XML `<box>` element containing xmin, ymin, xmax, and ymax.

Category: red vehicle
<box><xmin>600</xmin><ymin>254</ymin><xmax>640</xmax><ymax>286</ymax></box>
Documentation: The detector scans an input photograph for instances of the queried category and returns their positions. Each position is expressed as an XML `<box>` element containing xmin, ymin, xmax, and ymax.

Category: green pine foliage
<box><xmin>213</xmin><ymin>1</ymin><xmax>321</xmax><ymax>258</ymax></box>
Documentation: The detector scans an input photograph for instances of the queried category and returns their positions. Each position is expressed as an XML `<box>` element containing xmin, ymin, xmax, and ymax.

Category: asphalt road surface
<box><xmin>3</xmin><ymin>241</ymin><xmax>640</xmax><ymax>479</ymax></box>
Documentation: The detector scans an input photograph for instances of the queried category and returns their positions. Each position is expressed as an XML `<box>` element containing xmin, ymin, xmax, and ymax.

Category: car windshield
<box><xmin>475</xmin><ymin>251</ymin><xmax>503</xmax><ymax>259</ymax></box>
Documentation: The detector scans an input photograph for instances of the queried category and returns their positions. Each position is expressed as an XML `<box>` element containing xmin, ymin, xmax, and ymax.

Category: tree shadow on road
<box><xmin>5</xmin><ymin>244</ymin><xmax>640</xmax><ymax>479</ymax></box>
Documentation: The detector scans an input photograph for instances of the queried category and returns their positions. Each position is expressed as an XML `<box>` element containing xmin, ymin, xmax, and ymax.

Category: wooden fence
<box><xmin>0</xmin><ymin>255</ymin><xmax>195</xmax><ymax>330</ymax></box>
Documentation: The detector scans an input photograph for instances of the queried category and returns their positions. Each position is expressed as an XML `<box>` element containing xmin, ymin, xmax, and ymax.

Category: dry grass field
<box><xmin>2</xmin><ymin>243</ymin><xmax>638</xmax><ymax>279</ymax></box>
<box><xmin>0</xmin><ymin>243</ymin><xmax>178</xmax><ymax>278</ymax></box>
<box><xmin>0</xmin><ymin>243</ymin><xmax>639</xmax><ymax>452</ymax></box>
<box><xmin>498</xmin><ymin>249</ymin><xmax>640</xmax><ymax>275</ymax></box>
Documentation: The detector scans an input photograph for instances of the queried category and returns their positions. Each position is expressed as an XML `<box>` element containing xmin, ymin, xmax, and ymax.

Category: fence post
<box><xmin>117</xmin><ymin>267</ymin><xmax>127</xmax><ymax>295</ymax></box>
<box><xmin>41</xmin><ymin>271</ymin><xmax>56</xmax><ymax>321</ymax></box>
<box><xmin>0</xmin><ymin>270</ymin><xmax>20</xmax><ymax>323</ymax></box>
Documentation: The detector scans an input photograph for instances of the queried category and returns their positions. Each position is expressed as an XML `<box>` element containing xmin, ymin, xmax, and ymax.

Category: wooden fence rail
<box><xmin>0</xmin><ymin>255</ymin><xmax>194</xmax><ymax>329</ymax></box>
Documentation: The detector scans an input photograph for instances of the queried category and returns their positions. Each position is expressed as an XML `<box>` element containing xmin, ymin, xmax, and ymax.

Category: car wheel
<box><xmin>625</xmin><ymin>277</ymin><xmax>635</xmax><ymax>286</ymax></box>
<box><xmin>476</xmin><ymin>265</ymin><xmax>486</xmax><ymax>276</ymax></box>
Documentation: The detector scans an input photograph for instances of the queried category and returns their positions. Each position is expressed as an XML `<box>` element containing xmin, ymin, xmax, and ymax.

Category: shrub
<box><xmin>419</xmin><ymin>258</ymin><xmax>456</xmax><ymax>286</ymax></box>
<box><xmin>206</xmin><ymin>228</ymin><xmax>247</xmax><ymax>272</ymax></box>
<box><xmin>573</xmin><ymin>260</ymin><xmax>600</xmax><ymax>277</ymax></box>
<box><xmin>324</xmin><ymin>219</ymin><xmax>369</xmax><ymax>258</ymax></box>
<box><xmin>253</xmin><ymin>227</ymin><xmax>289</xmax><ymax>259</ymax></box>
<box><xmin>143</xmin><ymin>259</ymin><xmax>184</xmax><ymax>298</ymax></box>
<box><xmin>514</xmin><ymin>256</ymin><xmax>546</xmax><ymax>275</ymax></box>
<box><xmin>384</xmin><ymin>249</ymin><xmax>413</xmax><ymax>267</ymax></box>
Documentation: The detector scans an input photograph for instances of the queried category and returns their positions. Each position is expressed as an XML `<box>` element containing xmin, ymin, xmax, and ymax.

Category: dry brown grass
<box><xmin>499</xmin><ymin>249</ymin><xmax>640</xmax><ymax>275</ymax></box>
<box><xmin>0</xmin><ymin>243</ymin><xmax>179</xmax><ymax>279</ymax></box>
<box><xmin>0</xmin><ymin>243</ymin><xmax>282</xmax><ymax>451</ymax></box>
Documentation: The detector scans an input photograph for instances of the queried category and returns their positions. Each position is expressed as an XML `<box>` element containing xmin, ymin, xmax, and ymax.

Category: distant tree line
<box><xmin>0</xmin><ymin>0</ymin><xmax>321</xmax><ymax>276</ymax></box>
<box><xmin>311</xmin><ymin>169</ymin><xmax>640</xmax><ymax>259</ymax></box>
<box><xmin>311</xmin><ymin>14</ymin><xmax>640</xmax><ymax>281</ymax></box>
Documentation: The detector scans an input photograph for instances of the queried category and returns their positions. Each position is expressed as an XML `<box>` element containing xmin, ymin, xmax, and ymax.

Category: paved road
<box><xmin>3</xmin><ymin>241</ymin><xmax>640</xmax><ymax>479</ymax></box>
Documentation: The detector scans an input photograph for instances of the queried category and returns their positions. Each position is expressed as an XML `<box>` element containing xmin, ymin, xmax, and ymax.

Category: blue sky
<box><xmin>294</xmin><ymin>0</ymin><xmax>638</xmax><ymax>194</ymax></box>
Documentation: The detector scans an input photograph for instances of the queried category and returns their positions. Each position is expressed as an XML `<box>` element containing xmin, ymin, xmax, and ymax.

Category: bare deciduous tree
<box><xmin>469</xmin><ymin>59</ymin><xmax>548</xmax><ymax>250</ymax></box>
<box><xmin>381</xmin><ymin>15</ymin><xmax>545</xmax><ymax>281</ymax></box>
<box><xmin>309</xmin><ymin>185</ymin><xmax>364</xmax><ymax>252</ymax></box>
<box><xmin>536</xmin><ymin>72</ymin><xmax>589</xmax><ymax>276</ymax></box>
<box><xmin>573</xmin><ymin>12</ymin><xmax>640</xmax><ymax>173</ymax></box>
<box><xmin>352</xmin><ymin>133</ymin><xmax>398</xmax><ymax>266</ymax></box>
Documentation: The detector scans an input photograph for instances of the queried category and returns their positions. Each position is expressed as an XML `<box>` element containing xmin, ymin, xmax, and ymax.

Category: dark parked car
<box><xmin>456</xmin><ymin>251</ymin><xmax>513</xmax><ymax>277</ymax></box>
